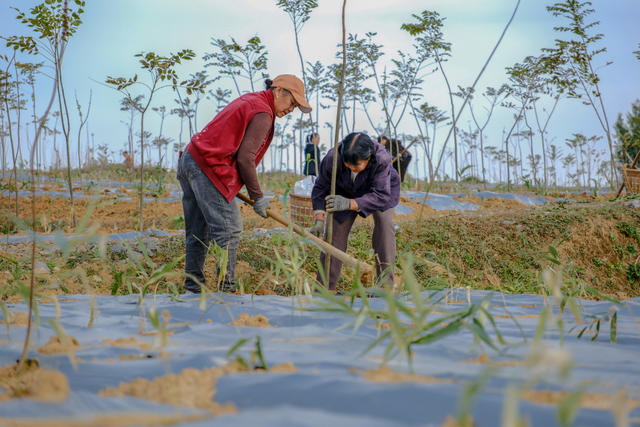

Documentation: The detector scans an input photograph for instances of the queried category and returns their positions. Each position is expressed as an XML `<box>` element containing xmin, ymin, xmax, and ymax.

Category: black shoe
<box><xmin>220</xmin><ymin>279</ymin><xmax>237</xmax><ymax>293</ymax></box>
<box><xmin>184</xmin><ymin>285</ymin><xmax>201</xmax><ymax>294</ymax></box>
<box><xmin>184</xmin><ymin>280</ymin><xmax>202</xmax><ymax>294</ymax></box>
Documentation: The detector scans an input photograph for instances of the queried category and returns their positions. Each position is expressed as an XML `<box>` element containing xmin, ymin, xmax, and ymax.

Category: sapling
<box><xmin>74</xmin><ymin>89</ymin><xmax>91</xmax><ymax>177</ymax></box>
<box><xmin>106</xmin><ymin>49</ymin><xmax>200</xmax><ymax>231</ymax></box>
<box><xmin>540</xmin><ymin>0</ymin><xmax>617</xmax><ymax>187</ymax></box>
<box><xmin>86</xmin><ymin>294</ymin><xmax>97</xmax><ymax>328</ymax></box>
<box><xmin>464</xmin><ymin>85</ymin><xmax>509</xmax><ymax>186</ymax></box>
<box><xmin>416</xmin><ymin>0</ymin><xmax>522</xmax><ymax>217</ymax></box>
<box><xmin>6</xmin><ymin>0</ymin><xmax>87</xmax><ymax>228</ymax></box>
<box><xmin>325</xmin><ymin>0</ymin><xmax>348</xmax><ymax>285</ymax></box>
<box><xmin>0</xmin><ymin>301</ymin><xmax>11</xmax><ymax>335</ymax></box>
<box><xmin>277</xmin><ymin>0</ymin><xmax>318</xmax><ymax>135</ymax></box>
<box><xmin>4</xmin><ymin>0</ymin><xmax>71</xmax><ymax>371</ymax></box>
<box><xmin>305</xmin><ymin>60</ymin><xmax>327</xmax><ymax>131</ymax></box>
<box><xmin>226</xmin><ymin>336</ymin><xmax>269</xmax><ymax>371</ymax></box>
<box><xmin>402</xmin><ymin>11</ymin><xmax>459</xmax><ymax>181</ymax></box>
<box><xmin>1</xmin><ymin>55</ymin><xmax>20</xmax><ymax>219</ymax></box>
<box><xmin>49</xmin><ymin>318</ymin><xmax>78</xmax><ymax>369</ymax></box>
<box><xmin>147</xmin><ymin>307</ymin><xmax>170</xmax><ymax>351</ymax></box>
<box><xmin>203</xmin><ymin>36</ymin><xmax>269</xmax><ymax>97</ymax></box>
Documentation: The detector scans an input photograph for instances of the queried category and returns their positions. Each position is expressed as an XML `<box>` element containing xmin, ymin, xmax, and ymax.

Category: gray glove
<box><xmin>309</xmin><ymin>219</ymin><xmax>324</xmax><ymax>237</ymax></box>
<box><xmin>325</xmin><ymin>195</ymin><xmax>351</xmax><ymax>212</ymax></box>
<box><xmin>253</xmin><ymin>197</ymin><xmax>270</xmax><ymax>218</ymax></box>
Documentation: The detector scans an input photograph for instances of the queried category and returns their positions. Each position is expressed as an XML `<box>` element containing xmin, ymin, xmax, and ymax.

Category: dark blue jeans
<box><xmin>177</xmin><ymin>151</ymin><xmax>242</xmax><ymax>292</ymax></box>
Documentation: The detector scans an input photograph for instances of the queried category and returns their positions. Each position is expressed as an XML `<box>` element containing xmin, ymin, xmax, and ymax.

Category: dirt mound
<box><xmin>455</xmin><ymin>195</ymin><xmax>528</xmax><ymax>211</ymax></box>
<box><xmin>36</xmin><ymin>336</ymin><xmax>80</xmax><ymax>355</ymax></box>
<box><xmin>103</xmin><ymin>337</ymin><xmax>151</xmax><ymax>351</ymax></box>
<box><xmin>351</xmin><ymin>365</ymin><xmax>454</xmax><ymax>384</ymax></box>
<box><xmin>0</xmin><ymin>361</ymin><xmax>69</xmax><ymax>402</ymax></box>
<box><xmin>442</xmin><ymin>415</ymin><xmax>473</xmax><ymax>427</ymax></box>
<box><xmin>229</xmin><ymin>313</ymin><xmax>274</xmax><ymax>328</ymax></box>
<box><xmin>99</xmin><ymin>360</ymin><xmax>296</xmax><ymax>414</ymax></box>
<box><xmin>0</xmin><ymin>194</ymin><xmax>183</xmax><ymax>233</ymax></box>
<box><xmin>558</xmin><ymin>215</ymin><xmax>639</xmax><ymax>298</ymax></box>
<box><xmin>521</xmin><ymin>389</ymin><xmax>640</xmax><ymax>411</ymax></box>
<box><xmin>99</xmin><ymin>364</ymin><xmax>238</xmax><ymax>415</ymax></box>
<box><xmin>0</xmin><ymin>413</ymin><xmax>208</xmax><ymax>427</ymax></box>
<box><xmin>462</xmin><ymin>352</ymin><xmax>524</xmax><ymax>367</ymax></box>
<box><xmin>1</xmin><ymin>312</ymin><xmax>29</xmax><ymax>326</ymax></box>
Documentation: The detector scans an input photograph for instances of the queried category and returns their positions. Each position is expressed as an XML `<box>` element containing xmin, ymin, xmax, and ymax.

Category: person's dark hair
<box><xmin>306</xmin><ymin>132</ymin><xmax>319</xmax><ymax>143</ymax></box>
<box><xmin>265</xmin><ymin>78</ymin><xmax>293</xmax><ymax>97</ymax></box>
<box><xmin>340</xmin><ymin>132</ymin><xmax>376</xmax><ymax>166</ymax></box>
<box><xmin>376</xmin><ymin>135</ymin><xmax>389</xmax><ymax>144</ymax></box>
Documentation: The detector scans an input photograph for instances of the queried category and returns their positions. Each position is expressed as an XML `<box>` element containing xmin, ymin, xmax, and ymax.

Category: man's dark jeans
<box><xmin>177</xmin><ymin>150</ymin><xmax>242</xmax><ymax>292</ymax></box>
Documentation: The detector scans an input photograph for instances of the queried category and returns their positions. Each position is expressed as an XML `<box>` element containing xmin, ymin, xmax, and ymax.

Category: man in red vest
<box><xmin>178</xmin><ymin>74</ymin><xmax>311</xmax><ymax>293</ymax></box>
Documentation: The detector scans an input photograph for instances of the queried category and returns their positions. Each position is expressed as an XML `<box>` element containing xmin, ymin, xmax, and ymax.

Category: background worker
<box><xmin>303</xmin><ymin>132</ymin><xmax>321</xmax><ymax>176</ymax></box>
<box><xmin>310</xmin><ymin>132</ymin><xmax>400</xmax><ymax>291</ymax></box>
<box><xmin>178</xmin><ymin>74</ymin><xmax>311</xmax><ymax>293</ymax></box>
<box><xmin>377</xmin><ymin>135</ymin><xmax>412</xmax><ymax>183</ymax></box>
<box><xmin>122</xmin><ymin>151</ymin><xmax>133</xmax><ymax>169</ymax></box>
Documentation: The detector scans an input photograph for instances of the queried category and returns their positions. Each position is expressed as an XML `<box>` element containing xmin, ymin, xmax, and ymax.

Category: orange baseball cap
<box><xmin>272</xmin><ymin>74</ymin><xmax>312</xmax><ymax>113</ymax></box>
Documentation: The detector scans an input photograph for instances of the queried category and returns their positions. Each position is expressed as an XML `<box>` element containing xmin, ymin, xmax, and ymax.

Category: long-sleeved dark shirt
<box><xmin>311</xmin><ymin>141</ymin><xmax>400</xmax><ymax>223</ymax></box>
<box><xmin>236</xmin><ymin>112</ymin><xmax>272</xmax><ymax>200</ymax></box>
<box><xmin>303</xmin><ymin>143</ymin><xmax>320</xmax><ymax>176</ymax></box>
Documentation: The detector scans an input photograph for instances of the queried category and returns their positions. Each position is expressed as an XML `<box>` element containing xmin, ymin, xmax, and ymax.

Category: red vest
<box><xmin>186</xmin><ymin>90</ymin><xmax>275</xmax><ymax>202</ymax></box>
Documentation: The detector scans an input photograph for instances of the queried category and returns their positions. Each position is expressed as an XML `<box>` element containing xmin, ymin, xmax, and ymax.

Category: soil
<box><xmin>0</xmin><ymin>413</ymin><xmax>208</xmax><ymax>427</ymax></box>
<box><xmin>492</xmin><ymin>314</ymin><xmax>540</xmax><ymax>319</ymax></box>
<box><xmin>0</xmin><ymin>190</ymin><xmax>455</xmax><ymax>235</ymax></box>
<box><xmin>103</xmin><ymin>337</ymin><xmax>151</xmax><ymax>351</ymax></box>
<box><xmin>462</xmin><ymin>353</ymin><xmax>524</xmax><ymax>367</ymax></box>
<box><xmin>441</xmin><ymin>415</ymin><xmax>473</xmax><ymax>427</ymax></box>
<box><xmin>0</xmin><ymin>361</ymin><xmax>69</xmax><ymax>402</ymax></box>
<box><xmin>229</xmin><ymin>313</ymin><xmax>275</xmax><ymax>328</ymax></box>
<box><xmin>1</xmin><ymin>312</ymin><xmax>29</xmax><ymax>326</ymax></box>
<box><xmin>557</xmin><ymin>215</ymin><xmax>638</xmax><ymax>296</ymax></box>
<box><xmin>99</xmin><ymin>360</ymin><xmax>296</xmax><ymax>414</ymax></box>
<box><xmin>351</xmin><ymin>365</ymin><xmax>455</xmax><ymax>384</ymax></box>
<box><xmin>520</xmin><ymin>389</ymin><xmax>640</xmax><ymax>411</ymax></box>
<box><xmin>99</xmin><ymin>363</ymin><xmax>239</xmax><ymax>415</ymax></box>
<box><xmin>0</xmin><ymin>194</ymin><xmax>184</xmax><ymax>233</ymax></box>
<box><xmin>454</xmin><ymin>195</ymin><xmax>529</xmax><ymax>211</ymax></box>
<box><xmin>36</xmin><ymin>336</ymin><xmax>80</xmax><ymax>355</ymax></box>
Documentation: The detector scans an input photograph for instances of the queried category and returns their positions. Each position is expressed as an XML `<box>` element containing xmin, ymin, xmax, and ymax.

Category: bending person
<box><xmin>178</xmin><ymin>74</ymin><xmax>311</xmax><ymax>293</ymax></box>
<box><xmin>377</xmin><ymin>135</ymin><xmax>412</xmax><ymax>183</ymax></box>
<box><xmin>310</xmin><ymin>133</ymin><xmax>400</xmax><ymax>291</ymax></box>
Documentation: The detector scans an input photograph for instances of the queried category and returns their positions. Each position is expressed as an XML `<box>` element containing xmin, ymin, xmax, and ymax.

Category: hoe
<box><xmin>237</xmin><ymin>193</ymin><xmax>374</xmax><ymax>281</ymax></box>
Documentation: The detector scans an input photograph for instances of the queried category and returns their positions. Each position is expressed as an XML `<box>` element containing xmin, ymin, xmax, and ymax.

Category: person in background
<box><xmin>178</xmin><ymin>74</ymin><xmax>311</xmax><ymax>293</ymax></box>
<box><xmin>303</xmin><ymin>132</ymin><xmax>321</xmax><ymax>176</ymax></box>
<box><xmin>310</xmin><ymin>132</ymin><xmax>400</xmax><ymax>292</ymax></box>
<box><xmin>123</xmin><ymin>151</ymin><xmax>133</xmax><ymax>168</ymax></box>
<box><xmin>377</xmin><ymin>135</ymin><xmax>412</xmax><ymax>183</ymax></box>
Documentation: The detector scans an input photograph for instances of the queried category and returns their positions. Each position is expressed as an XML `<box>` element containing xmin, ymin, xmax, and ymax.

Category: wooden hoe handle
<box><xmin>237</xmin><ymin>193</ymin><xmax>374</xmax><ymax>275</ymax></box>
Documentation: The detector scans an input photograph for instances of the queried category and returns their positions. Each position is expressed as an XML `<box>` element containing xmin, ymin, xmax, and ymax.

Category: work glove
<box><xmin>325</xmin><ymin>195</ymin><xmax>351</xmax><ymax>212</ymax></box>
<box><xmin>309</xmin><ymin>219</ymin><xmax>325</xmax><ymax>237</ymax></box>
<box><xmin>253</xmin><ymin>197</ymin><xmax>270</xmax><ymax>218</ymax></box>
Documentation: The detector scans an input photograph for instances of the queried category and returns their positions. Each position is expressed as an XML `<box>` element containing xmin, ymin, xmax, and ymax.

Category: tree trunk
<box><xmin>325</xmin><ymin>0</ymin><xmax>348</xmax><ymax>285</ymax></box>
<box><xmin>56</xmin><ymin>50</ymin><xmax>76</xmax><ymax>228</ymax></box>
<box><xmin>139</xmin><ymin>112</ymin><xmax>146</xmax><ymax>231</ymax></box>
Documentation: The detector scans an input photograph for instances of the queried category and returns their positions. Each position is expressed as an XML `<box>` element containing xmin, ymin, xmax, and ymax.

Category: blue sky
<box><xmin>1</xmin><ymin>0</ymin><xmax>639</xmax><ymax>179</ymax></box>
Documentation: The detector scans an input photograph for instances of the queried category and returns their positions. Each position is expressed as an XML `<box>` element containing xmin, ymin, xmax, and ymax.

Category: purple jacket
<box><xmin>312</xmin><ymin>141</ymin><xmax>400</xmax><ymax>222</ymax></box>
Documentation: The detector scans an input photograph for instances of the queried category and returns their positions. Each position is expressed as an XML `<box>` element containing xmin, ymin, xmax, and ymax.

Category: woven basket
<box><xmin>623</xmin><ymin>165</ymin><xmax>640</xmax><ymax>194</ymax></box>
<box><xmin>289</xmin><ymin>193</ymin><xmax>314</xmax><ymax>227</ymax></box>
